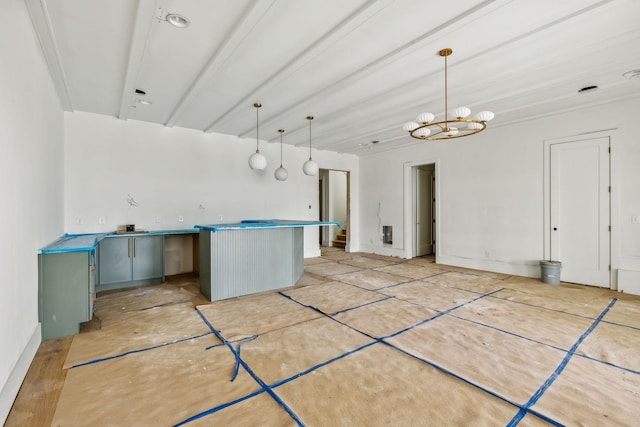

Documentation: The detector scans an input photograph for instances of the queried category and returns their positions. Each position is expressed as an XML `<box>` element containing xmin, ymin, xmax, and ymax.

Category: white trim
<box><xmin>543</xmin><ymin>128</ymin><xmax>617</xmax><ymax>289</ymax></box>
<box><xmin>403</xmin><ymin>158</ymin><xmax>440</xmax><ymax>259</ymax></box>
<box><xmin>0</xmin><ymin>324</ymin><xmax>41</xmax><ymax>424</ymax></box>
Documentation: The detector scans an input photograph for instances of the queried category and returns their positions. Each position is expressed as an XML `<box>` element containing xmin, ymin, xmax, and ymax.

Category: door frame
<box><xmin>543</xmin><ymin>129</ymin><xmax>618</xmax><ymax>289</ymax></box>
<box><xmin>404</xmin><ymin>158</ymin><xmax>440</xmax><ymax>259</ymax></box>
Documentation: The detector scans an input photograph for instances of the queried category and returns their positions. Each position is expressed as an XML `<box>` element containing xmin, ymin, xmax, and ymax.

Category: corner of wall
<box><xmin>0</xmin><ymin>324</ymin><xmax>41</xmax><ymax>425</ymax></box>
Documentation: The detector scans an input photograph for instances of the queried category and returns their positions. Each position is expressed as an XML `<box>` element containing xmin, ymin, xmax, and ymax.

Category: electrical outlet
<box><xmin>632</xmin><ymin>215</ymin><xmax>640</xmax><ymax>224</ymax></box>
<box><xmin>218</xmin><ymin>215</ymin><xmax>223</xmax><ymax>221</ymax></box>
<box><xmin>178</xmin><ymin>215</ymin><xmax>184</xmax><ymax>222</ymax></box>
<box><xmin>155</xmin><ymin>216</ymin><xmax>161</xmax><ymax>223</ymax></box>
<box><xmin>75</xmin><ymin>217</ymin><xmax>83</xmax><ymax>225</ymax></box>
<box><xmin>98</xmin><ymin>216</ymin><xmax>106</xmax><ymax>225</ymax></box>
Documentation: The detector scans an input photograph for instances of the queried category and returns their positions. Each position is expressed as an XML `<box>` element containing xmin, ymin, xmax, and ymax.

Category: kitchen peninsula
<box><xmin>196</xmin><ymin>219</ymin><xmax>339</xmax><ymax>301</ymax></box>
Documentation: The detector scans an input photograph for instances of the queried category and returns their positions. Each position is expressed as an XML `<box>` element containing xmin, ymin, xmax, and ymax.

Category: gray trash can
<box><xmin>540</xmin><ymin>260</ymin><xmax>562</xmax><ymax>284</ymax></box>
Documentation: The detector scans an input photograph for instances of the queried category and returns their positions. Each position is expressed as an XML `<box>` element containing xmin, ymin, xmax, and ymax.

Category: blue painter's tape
<box><xmin>382</xmin><ymin>288</ymin><xmax>504</xmax><ymax>340</ymax></box>
<box><xmin>173</xmin><ymin>388</ymin><xmax>267</xmax><ymax>426</ymax></box>
<box><xmin>330</xmin><ymin>296</ymin><xmax>392</xmax><ymax>316</ymax></box>
<box><xmin>194</xmin><ymin>309</ymin><xmax>306</xmax><ymax>426</ymax></box>
<box><xmin>70</xmin><ymin>332</ymin><xmax>214</xmax><ymax>369</ymax></box>
<box><xmin>505</xmin><ymin>298</ymin><xmax>618</xmax><ymax>427</ymax></box>
<box><xmin>195</xmin><ymin>219</ymin><xmax>339</xmax><ymax>233</ymax></box>
<box><xmin>231</xmin><ymin>336</ymin><xmax>259</xmax><ymax>382</ymax></box>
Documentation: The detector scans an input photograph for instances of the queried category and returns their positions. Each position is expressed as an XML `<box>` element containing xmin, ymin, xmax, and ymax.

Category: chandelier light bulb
<box><xmin>416</xmin><ymin>112</ymin><xmax>435</xmax><ymax>123</ymax></box>
<box><xmin>444</xmin><ymin>127</ymin><xmax>459</xmax><ymax>137</ymax></box>
<box><xmin>474</xmin><ymin>111</ymin><xmax>495</xmax><ymax>122</ymax></box>
<box><xmin>453</xmin><ymin>106</ymin><xmax>471</xmax><ymax>119</ymax></box>
<box><xmin>414</xmin><ymin>127</ymin><xmax>431</xmax><ymax>138</ymax></box>
<box><xmin>403</xmin><ymin>121</ymin><xmax>420</xmax><ymax>132</ymax></box>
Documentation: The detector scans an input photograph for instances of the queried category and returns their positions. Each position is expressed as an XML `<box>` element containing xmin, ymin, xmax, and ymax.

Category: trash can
<box><xmin>540</xmin><ymin>260</ymin><xmax>562</xmax><ymax>284</ymax></box>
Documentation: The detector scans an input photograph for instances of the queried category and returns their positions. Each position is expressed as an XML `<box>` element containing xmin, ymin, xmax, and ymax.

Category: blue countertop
<box><xmin>195</xmin><ymin>219</ymin><xmax>340</xmax><ymax>232</ymax></box>
<box><xmin>40</xmin><ymin>229</ymin><xmax>199</xmax><ymax>254</ymax></box>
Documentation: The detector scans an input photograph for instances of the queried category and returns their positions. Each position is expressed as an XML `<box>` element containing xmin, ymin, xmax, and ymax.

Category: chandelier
<box><xmin>403</xmin><ymin>48</ymin><xmax>494</xmax><ymax>140</ymax></box>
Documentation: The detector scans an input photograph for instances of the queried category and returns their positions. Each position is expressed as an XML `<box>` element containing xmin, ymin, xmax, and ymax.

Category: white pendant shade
<box><xmin>403</xmin><ymin>121</ymin><xmax>419</xmax><ymax>132</ymax></box>
<box><xmin>467</xmin><ymin>122</ymin><xmax>483</xmax><ymax>130</ymax></box>
<box><xmin>416</xmin><ymin>112</ymin><xmax>435</xmax><ymax>123</ymax></box>
<box><xmin>303</xmin><ymin>159</ymin><xmax>318</xmax><ymax>176</ymax></box>
<box><xmin>248</xmin><ymin>151</ymin><xmax>267</xmax><ymax>170</ymax></box>
<box><xmin>452</xmin><ymin>106</ymin><xmax>471</xmax><ymax>118</ymax></box>
<box><xmin>444</xmin><ymin>127</ymin><xmax>459</xmax><ymax>137</ymax></box>
<box><xmin>274</xmin><ymin>166</ymin><xmax>288</xmax><ymax>181</ymax></box>
<box><xmin>414</xmin><ymin>127</ymin><xmax>431</xmax><ymax>138</ymax></box>
<box><xmin>474</xmin><ymin>111</ymin><xmax>495</xmax><ymax>121</ymax></box>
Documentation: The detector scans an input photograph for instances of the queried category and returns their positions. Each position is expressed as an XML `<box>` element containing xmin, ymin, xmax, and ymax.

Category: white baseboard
<box><xmin>618</xmin><ymin>269</ymin><xmax>640</xmax><ymax>296</ymax></box>
<box><xmin>357</xmin><ymin>244</ymin><xmax>406</xmax><ymax>258</ymax></box>
<box><xmin>436</xmin><ymin>255</ymin><xmax>540</xmax><ymax>278</ymax></box>
<box><xmin>0</xmin><ymin>323</ymin><xmax>41</xmax><ymax>425</ymax></box>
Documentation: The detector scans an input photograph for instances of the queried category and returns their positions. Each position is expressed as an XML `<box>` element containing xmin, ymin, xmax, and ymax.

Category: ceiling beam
<box><xmin>204</xmin><ymin>0</ymin><xmax>395</xmax><ymax>133</ymax></box>
<box><xmin>163</xmin><ymin>0</ymin><xmax>278</xmax><ymax>128</ymax></box>
<box><xmin>117</xmin><ymin>0</ymin><xmax>159</xmax><ymax>121</ymax></box>
<box><xmin>24</xmin><ymin>0</ymin><xmax>73</xmax><ymax>111</ymax></box>
<box><xmin>235</xmin><ymin>0</ymin><xmax>504</xmax><ymax>138</ymax></box>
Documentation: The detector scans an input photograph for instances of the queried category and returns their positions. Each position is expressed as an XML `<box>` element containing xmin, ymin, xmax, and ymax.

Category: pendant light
<box><xmin>302</xmin><ymin>115</ymin><xmax>318</xmax><ymax>176</ymax></box>
<box><xmin>248</xmin><ymin>103</ymin><xmax>267</xmax><ymax>170</ymax></box>
<box><xmin>274</xmin><ymin>129</ymin><xmax>288</xmax><ymax>181</ymax></box>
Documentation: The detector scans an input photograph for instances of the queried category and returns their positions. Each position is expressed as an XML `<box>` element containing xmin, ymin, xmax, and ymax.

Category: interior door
<box><xmin>416</xmin><ymin>167</ymin><xmax>433</xmax><ymax>256</ymax></box>
<box><xmin>550</xmin><ymin>137</ymin><xmax>610</xmax><ymax>287</ymax></box>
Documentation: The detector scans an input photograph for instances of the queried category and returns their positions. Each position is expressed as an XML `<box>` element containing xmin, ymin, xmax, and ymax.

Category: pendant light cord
<box><xmin>307</xmin><ymin>116</ymin><xmax>314</xmax><ymax>160</ymax></box>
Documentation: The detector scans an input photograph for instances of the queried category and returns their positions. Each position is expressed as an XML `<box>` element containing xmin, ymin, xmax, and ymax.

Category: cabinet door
<box><xmin>132</xmin><ymin>235</ymin><xmax>164</xmax><ymax>280</ymax></box>
<box><xmin>99</xmin><ymin>237</ymin><xmax>132</xmax><ymax>285</ymax></box>
<box><xmin>39</xmin><ymin>252</ymin><xmax>91</xmax><ymax>339</ymax></box>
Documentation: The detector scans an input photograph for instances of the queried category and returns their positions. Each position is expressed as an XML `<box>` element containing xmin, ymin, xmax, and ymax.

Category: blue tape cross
<box><xmin>231</xmin><ymin>335</ymin><xmax>259</xmax><ymax>382</ymax></box>
<box><xmin>506</xmin><ymin>298</ymin><xmax>618</xmax><ymax>427</ymax></box>
<box><xmin>186</xmin><ymin>309</ymin><xmax>305</xmax><ymax>427</ymax></box>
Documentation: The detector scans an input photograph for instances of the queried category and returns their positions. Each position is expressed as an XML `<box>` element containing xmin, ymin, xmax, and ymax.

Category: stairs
<box><xmin>332</xmin><ymin>228</ymin><xmax>347</xmax><ymax>249</ymax></box>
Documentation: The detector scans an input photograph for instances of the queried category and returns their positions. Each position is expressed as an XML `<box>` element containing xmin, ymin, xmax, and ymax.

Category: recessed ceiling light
<box><xmin>137</xmin><ymin>99</ymin><xmax>152</xmax><ymax>105</ymax></box>
<box><xmin>371</xmin><ymin>140</ymin><xmax>379</xmax><ymax>144</ymax></box>
<box><xmin>623</xmin><ymin>69</ymin><xmax>640</xmax><ymax>80</ymax></box>
<box><xmin>357</xmin><ymin>143</ymin><xmax>369</xmax><ymax>147</ymax></box>
<box><xmin>166</xmin><ymin>13</ymin><xmax>190</xmax><ymax>28</ymax></box>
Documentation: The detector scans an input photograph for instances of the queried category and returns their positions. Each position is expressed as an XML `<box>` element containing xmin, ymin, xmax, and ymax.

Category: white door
<box><xmin>416</xmin><ymin>167</ymin><xmax>433</xmax><ymax>256</ymax></box>
<box><xmin>550</xmin><ymin>137</ymin><xmax>610</xmax><ymax>287</ymax></box>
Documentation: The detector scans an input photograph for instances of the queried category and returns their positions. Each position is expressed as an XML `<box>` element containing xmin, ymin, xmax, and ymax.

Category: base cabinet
<box><xmin>38</xmin><ymin>251</ymin><xmax>95</xmax><ymax>340</ymax></box>
<box><xmin>98</xmin><ymin>234</ymin><xmax>164</xmax><ymax>291</ymax></box>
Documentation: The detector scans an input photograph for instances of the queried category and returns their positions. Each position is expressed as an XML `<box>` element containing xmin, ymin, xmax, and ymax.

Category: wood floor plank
<box><xmin>5</xmin><ymin>336</ymin><xmax>72</xmax><ymax>427</ymax></box>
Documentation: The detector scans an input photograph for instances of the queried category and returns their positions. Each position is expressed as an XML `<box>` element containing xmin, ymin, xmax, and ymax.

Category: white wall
<box><xmin>64</xmin><ymin>112</ymin><xmax>359</xmax><ymax>257</ymax></box>
<box><xmin>359</xmin><ymin>96</ymin><xmax>640</xmax><ymax>282</ymax></box>
<box><xmin>0</xmin><ymin>0</ymin><xmax>64</xmax><ymax>422</ymax></box>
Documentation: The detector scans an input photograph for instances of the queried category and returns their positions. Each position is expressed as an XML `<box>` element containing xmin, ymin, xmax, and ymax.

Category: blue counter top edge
<box><xmin>194</xmin><ymin>219</ymin><xmax>340</xmax><ymax>232</ymax></box>
<box><xmin>40</xmin><ymin>229</ymin><xmax>198</xmax><ymax>254</ymax></box>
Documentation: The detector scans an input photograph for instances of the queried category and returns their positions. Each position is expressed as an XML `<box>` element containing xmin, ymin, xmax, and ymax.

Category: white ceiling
<box><xmin>26</xmin><ymin>0</ymin><xmax>640</xmax><ymax>155</ymax></box>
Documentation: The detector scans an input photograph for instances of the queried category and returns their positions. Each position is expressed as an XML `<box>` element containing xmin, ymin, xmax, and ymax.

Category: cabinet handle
<box><xmin>133</xmin><ymin>238</ymin><xmax>136</xmax><ymax>258</ymax></box>
<box><xmin>128</xmin><ymin>238</ymin><xmax>131</xmax><ymax>258</ymax></box>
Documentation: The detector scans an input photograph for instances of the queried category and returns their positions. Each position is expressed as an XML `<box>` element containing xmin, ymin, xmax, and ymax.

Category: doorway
<box><xmin>404</xmin><ymin>160</ymin><xmax>439</xmax><ymax>259</ymax></box>
<box><xmin>415</xmin><ymin>165</ymin><xmax>435</xmax><ymax>256</ymax></box>
<box><xmin>319</xmin><ymin>169</ymin><xmax>350</xmax><ymax>251</ymax></box>
<box><xmin>546</xmin><ymin>136</ymin><xmax>610</xmax><ymax>287</ymax></box>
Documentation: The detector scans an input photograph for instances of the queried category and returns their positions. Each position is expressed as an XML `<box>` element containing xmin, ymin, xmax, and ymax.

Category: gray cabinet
<box><xmin>98</xmin><ymin>234</ymin><xmax>164</xmax><ymax>291</ymax></box>
<box><xmin>38</xmin><ymin>250</ymin><xmax>95</xmax><ymax>340</ymax></box>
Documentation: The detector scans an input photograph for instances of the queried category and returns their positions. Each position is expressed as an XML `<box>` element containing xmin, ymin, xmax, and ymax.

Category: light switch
<box><xmin>632</xmin><ymin>215</ymin><xmax>640</xmax><ymax>224</ymax></box>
